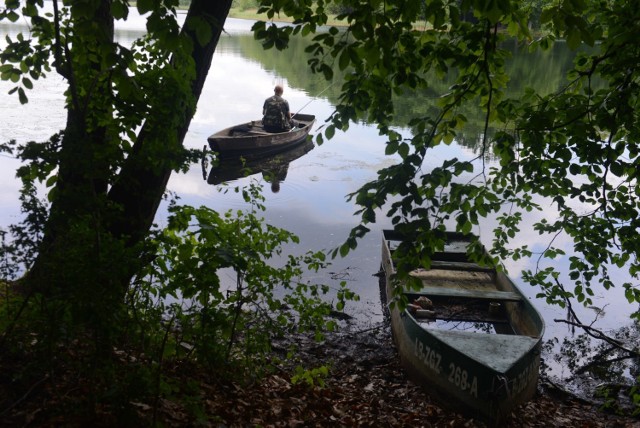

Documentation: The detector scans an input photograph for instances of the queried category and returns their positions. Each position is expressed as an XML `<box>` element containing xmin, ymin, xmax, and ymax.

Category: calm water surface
<box><xmin>1</xmin><ymin>11</ymin><xmax>636</xmax><ymax>381</ymax></box>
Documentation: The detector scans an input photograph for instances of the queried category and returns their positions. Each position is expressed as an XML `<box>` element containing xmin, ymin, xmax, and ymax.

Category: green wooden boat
<box><xmin>381</xmin><ymin>229</ymin><xmax>544</xmax><ymax>424</ymax></box>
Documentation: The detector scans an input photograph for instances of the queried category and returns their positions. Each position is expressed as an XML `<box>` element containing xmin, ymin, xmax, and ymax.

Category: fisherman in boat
<box><xmin>262</xmin><ymin>85</ymin><xmax>297</xmax><ymax>133</ymax></box>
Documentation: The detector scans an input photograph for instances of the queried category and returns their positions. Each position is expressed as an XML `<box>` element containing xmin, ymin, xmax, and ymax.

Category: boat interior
<box><xmin>229</xmin><ymin>120</ymin><xmax>309</xmax><ymax>137</ymax></box>
<box><xmin>406</xmin><ymin>268</ymin><xmax>518</xmax><ymax>332</ymax></box>
<box><xmin>384</xmin><ymin>231</ymin><xmax>538</xmax><ymax>338</ymax></box>
<box><xmin>406</xmin><ymin>266</ymin><xmax>542</xmax><ymax>373</ymax></box>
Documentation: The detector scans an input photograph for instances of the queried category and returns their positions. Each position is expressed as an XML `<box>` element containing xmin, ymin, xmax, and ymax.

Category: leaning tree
<box><xmin>1</xmin><ymin>0</ymin><xmax>233</xmax><ymax>336</ymax></box>
<box><xmin>1</xmin><ymin>1</ymin><xmax>354</xmax><ymax>387</ymax></box>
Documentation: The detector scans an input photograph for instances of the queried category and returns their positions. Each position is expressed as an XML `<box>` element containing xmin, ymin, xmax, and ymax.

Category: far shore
<box><xmin>227</xmin><ymin>7</ymin><xmax>346</xmax><ymax>27</ymax></box>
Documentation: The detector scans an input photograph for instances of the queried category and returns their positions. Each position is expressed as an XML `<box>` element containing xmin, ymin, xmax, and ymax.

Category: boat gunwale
<box><xmin>208</xmin><ymin>114</ymin><xmax>316</xmax><ymax>140</ymax></box>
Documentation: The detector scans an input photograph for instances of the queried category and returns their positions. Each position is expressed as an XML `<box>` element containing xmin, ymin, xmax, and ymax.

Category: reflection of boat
<box><xmin>381</xmin><ymin>229</ymin><xmax>544</xmax><ymax>425</ymax></box>
<box><xmin>206</xmin><ymin>138</ymin><xmax>315</xmax><ymax>186</ymax></box>
<box><xmin>207</xmin><ymin>114</ymin><xmax>316</xmax><ymax>159</ymax></box>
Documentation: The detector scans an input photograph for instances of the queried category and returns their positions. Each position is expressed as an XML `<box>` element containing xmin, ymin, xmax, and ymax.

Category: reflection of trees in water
<box><xmin>542</xmin><ymin>320</ymin><xmax>640</xmax><ymax>412</ymax></box>
<box><xmin>432</xmin><ymin>320</ymin><xmax>495</xmax><ymax>334</ymax></box>
<box><xmin>233</xmin><ymin>32</ymin><xmax>585</xmax><ymax>153</ymax></box>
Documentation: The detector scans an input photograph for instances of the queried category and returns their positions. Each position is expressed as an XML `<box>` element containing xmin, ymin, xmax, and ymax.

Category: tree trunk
<box><xmin>108</xmin><ymin>0</ymin><xmax>233</xmax><ymax>247</ymax></box>
<box><xmin>23</xmin><ymin>0</ymin><xmax>117</xmax><ymax>295</ymax></box>
<box><xmin>106</xmin><ymin>0</ymin><xmax>234</xmax><ymax>288</ymax></box>
<box><xmin>24</xmin><ymin>0</ymin><xmax>234</xmax><ymax>307</ymax></box>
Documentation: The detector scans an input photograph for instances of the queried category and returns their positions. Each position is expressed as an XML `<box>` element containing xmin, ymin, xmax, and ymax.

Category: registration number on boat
<box><xmin>414</xmin><ymin>338</ymin><xmax>478</xmax><ymax>398</ymax></box>
<box><xmin>414</xmin><ymin>338</ymin><xmax>442</xmax><ymax>374</ymax></box>
<box><xmin>510</xmin><ymin>359</ymin><xmax>539</xmax><ymax>397</ymax></box>
<box><xmin>448</xmin><ymin>363</ymin><xmax>478</xmax><ymax>398</ymax></box>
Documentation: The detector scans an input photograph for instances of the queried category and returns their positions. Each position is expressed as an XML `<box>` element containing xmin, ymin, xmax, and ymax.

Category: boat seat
<box><xmin>407</xmin><ymin>287</ymin><xmax>523</xmax><ymax>302</ymax></box>
<box><xmin>429</xmin><ymin>260</ymin><xmax>495</xmax><ymax>272</ymax></box>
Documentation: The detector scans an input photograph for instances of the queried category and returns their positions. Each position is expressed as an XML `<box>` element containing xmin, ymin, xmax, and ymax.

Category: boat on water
<box><xmin>207</xmin><ymin>114</ymin><xmax>316</xmax><ymax>160</ymax></box>
<box><xmin>380</xmin><ymin>229</ymin><xmax>544</xmax><ymax>424</ymax></box>
<box><xmin>206</xmin><ymin>138</ymin><xmax>315</xmax><ymax>186</ymax></box>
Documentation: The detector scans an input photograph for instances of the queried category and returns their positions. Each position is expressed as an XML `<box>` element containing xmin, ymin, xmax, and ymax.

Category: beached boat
<box><xmin>206</xmin><ymin>138</ymin><xmax>314</xmax><ymax>185</ymax></box>
<box><xmin>380</xmin><ymin>229</ymin><xmax>544</xmax><ymax>424</ymax></box>
<box><xmin>207</xmin><ymin>114</ymin><xmax>316</xmax><ymax>160</ymax></box>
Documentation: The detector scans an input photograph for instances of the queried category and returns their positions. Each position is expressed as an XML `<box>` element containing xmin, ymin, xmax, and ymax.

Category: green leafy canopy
<box><xmin>253</xmin><ymin>0</ymin><xmax>640</xmax><ymax>316</ymax></box>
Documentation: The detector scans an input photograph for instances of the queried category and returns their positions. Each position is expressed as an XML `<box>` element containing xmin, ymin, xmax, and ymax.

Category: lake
<box><xmin>0</xmin><ymin>10</ymin><xmax>636</xmax><ymax>383</ymax></box>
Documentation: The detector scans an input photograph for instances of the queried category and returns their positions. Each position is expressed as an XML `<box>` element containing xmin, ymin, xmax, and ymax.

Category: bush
<box><xmin>131</xmin><ymin>181</ymin><xmax>358</xmax><ymax>378</ymax></box>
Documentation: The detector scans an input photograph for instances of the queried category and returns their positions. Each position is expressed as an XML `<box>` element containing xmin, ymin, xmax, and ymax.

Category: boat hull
<box><xmin>206</xmin><ymin>139</ymin><xmax>314</xmax><ymax>185</ymax></box>
<box><xmin>207</xmin><ymin>114</ymin><xmax>316</xmax><ymax>160</ymax></box>
<box><xmin>381</xmin><ymin>230</ymin><xmax>544</xmax><ymax>424</ymax></box>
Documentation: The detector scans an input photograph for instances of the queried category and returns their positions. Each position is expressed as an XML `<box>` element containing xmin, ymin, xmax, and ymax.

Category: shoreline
<box><xmin>227</xmin><ymin>8</ymin><xmax>346</xmax><ymax>27</ymax></box>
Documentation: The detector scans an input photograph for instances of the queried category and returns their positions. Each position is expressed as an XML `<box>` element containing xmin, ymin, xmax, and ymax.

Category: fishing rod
<box><xmin>291</xmin><ymin>81</ymin><xmax>336</xmax><ymax>118</ymax></box>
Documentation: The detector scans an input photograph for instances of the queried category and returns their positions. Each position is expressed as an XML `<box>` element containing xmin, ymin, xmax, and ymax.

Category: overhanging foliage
<box><xmin>252</xmin><ymin>0</ymin><xmax>640</xmax><ymax>318</ymax></box>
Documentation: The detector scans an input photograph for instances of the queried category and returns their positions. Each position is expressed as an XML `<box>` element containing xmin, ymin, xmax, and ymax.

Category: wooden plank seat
<box><xmin>429</xmin><ymin>260</ymin><xmax>495</xmax><ymax>272</ymax></box>
<box><xmin>406</xmin><ymin>287</ymin><xmax>524</xmax><ymax>302</ymax></box>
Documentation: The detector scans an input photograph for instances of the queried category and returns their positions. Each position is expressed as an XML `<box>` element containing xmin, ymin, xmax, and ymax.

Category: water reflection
<box><xmin>205</xmin><ymin>138</ymin><xmax>315</xmax><ymax>191</ymax></box>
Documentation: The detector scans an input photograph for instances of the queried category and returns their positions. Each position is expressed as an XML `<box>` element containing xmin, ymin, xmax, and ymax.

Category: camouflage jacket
<box><xmin>262</xmin><ymin>95</ymin><xmax>291</xmax><ymax>131</ymax></box>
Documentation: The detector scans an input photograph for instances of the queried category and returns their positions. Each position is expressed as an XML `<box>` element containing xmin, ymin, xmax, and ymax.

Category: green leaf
<box><xmin>625</xmin><ymin>287</ymin><xmax>634</xmax><ymax>303</ymax></box>
<box><xmin>137</xmin><ymin>0</ymin><xmax>154</xmax><ymax>14</ymax></box>
<box><xmin>18</xmin><ymin>87</ymin><xmax>27</xmax><ymax>104</ymax></box>
<box><xmin>338</xmin><ymin>48</ymin><xmax>350</xmax><ymax>71</ymax></box>
<box><xmin>339</xmin><ymin>243</ymin><xmax>350</xmax><ymax>257</ymax></box>
<box><xmin>22</xmin><ymin>2</ymin><xmax>37</xmax><ymax>17</ymax></box>
<box><xmin>22</xmin><ymin>77</ymin><xmax>33</xmax><ymax>89</ymax></box>
<box><xmin>449</xmin><ymin>5</ymin><xmax>460</xmax><ymax>27</ymax></box>
<box><xmin>325</xmin><ymin>125</ymin><xmax>335</xmax><ymax>140</ymax></box>
<box><xmin>112</xmin><ymin>1</ymin><xmax>129</xmax><ymax>20</ymax></box>
<box><xmin>196</xmin><ymin>24</ymin><xmax>212</xmax><ymax>46</ymax></box>
<box><xmin>7</xmin><ymin>11</ymin><xmax>20</xmax><ymax>22</ymax></box>
<box><xmin>398</xmin><ymin>143</ymin><xmax>409</xmax><ymax>159</ymax></box>
<box><xmin>321</xmin><ymin>64</ymin><xmax>333</xmax><ymax>80</ymax></box>
<box><xmin>45</xmin><ymin>173</ymin><xmax>57</xmax><ymax>187</ymax></box>
<box><xmin>609</xmin><ymin>162</ymin><xmax>624</xmax><ymax>177</ymax></box>
<box><xmin>385</xmin><ymin>140</ymin><xmax>398</xmax><ymax>155</ymax></box>
<box><xmin>566</xmin><ymin>28</ymin><xmax>581</xmax><ymax>50</ymax></box>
